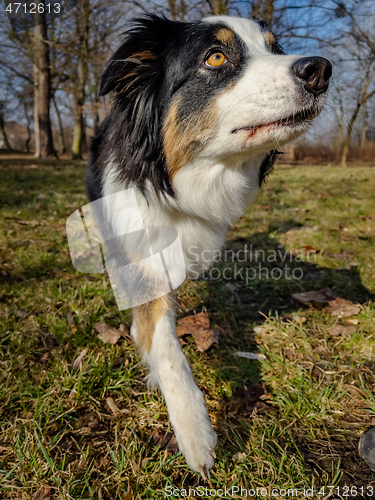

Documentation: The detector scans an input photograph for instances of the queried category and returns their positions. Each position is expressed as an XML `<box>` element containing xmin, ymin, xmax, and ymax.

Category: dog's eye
<box><xmin>205</xmin><ymin>52</ymin><xmax>226</xmax><ymax>67</ymax></box>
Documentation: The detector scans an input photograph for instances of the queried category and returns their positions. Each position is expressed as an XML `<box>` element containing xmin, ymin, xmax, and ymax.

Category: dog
<box><xmin>86</xmin><ymin>13</ymin><xmax>332</xmax><ymax>478</ymax></box>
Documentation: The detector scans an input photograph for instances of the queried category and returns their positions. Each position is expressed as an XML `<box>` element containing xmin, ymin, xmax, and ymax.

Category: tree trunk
<box><xmin>33</xmin><ymin>64</ymin><xmax>40</xmax><ymax>157</ymax></box>
<box><xmin>71</xmin><ymin>0</ymin><xmax>89</xmax><ymax>159</ymax></box>
<box><xmin>360</xmin><ymin>101</ymin><xmax>368</xmax><ymax>149</ymax></box>
<box><xmin>53</xmin><ymin>97</ymin><xmax>66</xmax><ymax>154</ymax></box>
<box><xmin>72</xmin><ymin>99</ymin><xmax>84</xmax><ymax>159</ymax></box>
<box><xmin>340</xmin><ymin>101</ymin><xmax>362</xmax><ymax>166</ymax></box>
<box><xmin>34</xmin><ymin>12</ymin><xmax>55</xmax><ymax>159</ymax></box>
<box><xmin>263</xmin><ymin>0</ymin><xmax>275</xmax><ymax>24</ymax></box>
<box><xmin>208</xmin><ymin>0</ymin><xmax>228</xmax><ymax>15</ymax></box>
<box><xmin>25</xmin><ymin>114</ymin><xmax>31</xmax><ymax>154</ymax></box>
<box><xmin>0</xmin><ymin>115</ymin><xmax>13</xmax><ymax>151</ymax></box>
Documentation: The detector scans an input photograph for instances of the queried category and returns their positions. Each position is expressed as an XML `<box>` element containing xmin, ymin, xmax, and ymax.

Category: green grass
<box><xmin>0</xmin><ymin>158</ymin><xmax>374</xmax><ymax>499</ymax></box>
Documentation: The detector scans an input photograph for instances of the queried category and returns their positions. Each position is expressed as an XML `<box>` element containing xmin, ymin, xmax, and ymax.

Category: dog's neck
<box><xmin>170</xmin><ymin>151</ymin><xmax>268</xmax><ymax>226</ymax></box>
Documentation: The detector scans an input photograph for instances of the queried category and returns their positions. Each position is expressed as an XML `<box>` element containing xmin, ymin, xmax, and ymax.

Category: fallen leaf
<box><xmin>95</xmin><ymin>322</ymin><xmax>130</xmax><ymax>344</ymax></box>
<box><xmin>72</xmin><ymin>348</ymin><xmax>88</xmax><ymax>370</ymax></box>
<box><xmin>233</xmin><ymin>351</ymin><xmax>267</xmax><ymax>361</ymax></box>
<box><xmin>152</xmin><ymin>428</ymin><xmax>179</xmax><ymax>453</ymax></box>
<box><xmin>31</xmin><ymin>487</ymin><xmax>51</xmax><ymax>500</ymax></box>
<box><xmin>18</xmin><ymin>220</ymin><xmax>39</xmax><ymax>226</ymax></box>
<box><xmin>283</xmin><ymin>348</ymin><xmax>296</xmax><ymax>360</ymax></box>
<box><xmin>83</xmin><ymin>275</ymin><xmax>95</xmax><ymax>281</ymax></box>
<box><xmin>14</xmin><ymin>309</ymin><xmax>28</xmax><ymax>318</ymax></box>
<box><xmin>231</xmin><ymin>384</ymin><xmax>271</xmax><ymax>412</ymax></box>
<box><xmin>123</xmin><ymin>492</ymin><xmax>133</xmax><ymax>500</ymax></box>
<box><xmin>95</xmin><ymin>323</ymin><xmax>122</xmax><ymax>345</ymax></box>
<box><xmin>106</xmin><ymin>397</ymin><xmax>121</xmax><ymax>415</ymax></box>
<box><xmin>291</xmin><ymin>288</ymin><xmax>337</xmax><ymax>307</ymax></box>
<box><xmin>326</xmin><ymin>324</ymin><xmax>356</xmax><ymax>337</ymax></box>
<box><xmin>176</xmin><ymin>312</ymin><xmax>219</xmax><ymax>352</ymax></box>
<box><xmin>232</xmin><ymin>451</ymin><xmax>246</xmax><ymax>462</ymax></box>
<box><xmin>347</xmin><ymin>318</ymin><xmax>359</xmax><ymax>325</ymax></box>
<box><xmin>339</xmin><ymin>261</ymin><xmax>359</xmax><ymax>270</ymax></box>
<box><xmin>302</xmin><ymin>245</ymin><xmax>320</xmax><ymax>254</ymax></box>
<box><xmin>327</xmin><ymin>298</ymin><xmax>360</xmax><ymax>318</ymax></box>
<box><xmin>119</xmin><ymin>324</ymin><xmax>132</xmax><ymax>340</ymax></box>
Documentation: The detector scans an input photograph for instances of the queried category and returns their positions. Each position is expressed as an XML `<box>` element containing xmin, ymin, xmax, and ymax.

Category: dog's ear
<box><xmin>97</xmin><ymin>15</ymin><xmax>176</xmax><ymax>196</ymax></box>
<box><xmin>99</xmin><ymin>14</ymin><xmax>170</xmax><ymax>96</ymax></box>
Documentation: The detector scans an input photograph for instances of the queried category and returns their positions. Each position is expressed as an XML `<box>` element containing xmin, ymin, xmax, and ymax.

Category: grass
<box><xmin>0</xmin><ymin>157</ymin><xmax>374</xmax><ymax>499</ymax></box>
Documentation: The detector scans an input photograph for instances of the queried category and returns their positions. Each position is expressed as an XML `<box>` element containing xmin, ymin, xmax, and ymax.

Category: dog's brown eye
<box><xmin>205</xmin><ymin>52</ymin><xmax>226</xmax><ymax>67</ymax></box>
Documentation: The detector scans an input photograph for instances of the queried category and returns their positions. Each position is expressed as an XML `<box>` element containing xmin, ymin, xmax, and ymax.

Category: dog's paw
<box><xmin>174</xmin><ymin>415</ymin><xmax>217</xmax><ymax>479</ymax></box>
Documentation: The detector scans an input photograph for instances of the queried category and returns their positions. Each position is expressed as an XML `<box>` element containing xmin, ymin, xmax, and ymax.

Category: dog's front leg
<box><xmin>131</xmin><ymin>295</ymin><xmax>217</xmax><ymax>478</ymax></box>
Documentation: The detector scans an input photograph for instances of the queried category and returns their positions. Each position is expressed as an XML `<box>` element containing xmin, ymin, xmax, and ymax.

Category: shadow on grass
<box><xmin>202</xmin><ymin>230</ymin><xmax>374</xmax><ymax>486</ymax></box>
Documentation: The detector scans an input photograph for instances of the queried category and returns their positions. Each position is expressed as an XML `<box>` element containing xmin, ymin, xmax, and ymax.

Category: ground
<box><xmin>0</xmin><ymin>156</ymin><xmax>374</xmax><ymax>499</ymax></box>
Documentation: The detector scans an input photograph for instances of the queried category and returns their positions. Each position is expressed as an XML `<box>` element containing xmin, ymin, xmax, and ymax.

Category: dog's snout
<box><xmin>292</xmin><ymin>56</ymin><xmax>332</xmax><ymax>95</ymax></box>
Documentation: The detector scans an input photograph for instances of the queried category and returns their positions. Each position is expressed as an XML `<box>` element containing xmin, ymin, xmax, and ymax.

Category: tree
<box><xmin>33</xmin><ymin>12</ymin><xmax>56</xmax><ymax>158</ymax></box>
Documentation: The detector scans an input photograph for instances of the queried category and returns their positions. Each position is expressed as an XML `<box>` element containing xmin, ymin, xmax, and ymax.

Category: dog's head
<box><xmin>99</xmin><ymin>14</ymin><xmax>332</xmax><ymax>196</ymax></box>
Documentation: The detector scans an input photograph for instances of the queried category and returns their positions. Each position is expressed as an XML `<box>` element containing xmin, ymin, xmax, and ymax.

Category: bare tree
<box><xmin>33</xmin><ymin>13</ymin><xmax>56</xmax><ymax>158</ymax></box>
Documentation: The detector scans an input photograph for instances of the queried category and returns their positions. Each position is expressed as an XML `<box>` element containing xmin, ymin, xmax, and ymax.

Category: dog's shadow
<box><xmin>193</xmin><ymin>230</ymin><xmax>373</xmax><ymax>484</ymax></box>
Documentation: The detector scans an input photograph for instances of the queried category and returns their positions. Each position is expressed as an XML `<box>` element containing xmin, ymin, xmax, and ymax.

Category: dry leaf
<box><xmin>123</xmin><ymin>492</ymin><xmax>133</xmax><ymax>500</ymax></box>
<box><xmin>176</xmin><ymin>312</ymin><xmax>219</xmax><ymax>352</ymax></box>
<box><xmin>95</xmin><ymin>322</ymin><xmax>130</xmax><ymax>344</ymax></box>
<box><xmin>291</xmin><ymin>288</ymin><xmax>337</xmax><ymax>307</ymax></box>
<box><xmin>327</xmin><ymin>298</ymin><xmax>360</xmax><ymax>318</ymax></box>
<box><xmin>347</xmin><ymin>318</ymin><xmax>359</xmax><ymax>325</ymax></box>
<box><xmin>18</xmin><ymin>219</ymin><xmax>39</xmax><ymax>226</ymax></box>
<box><xmin>72</xmin><ymin>348</ymin><xmax>88</xmax><ymax>370</ymax></box>
<box><xmin>119</xmin><ymin>324</ymin><xmax>132</xmax><ymax>340</ymax></box>
<box><xmin>95</xmin><ymin>323</ymin><xmax>122</xmax><ymax>345</ymax></box>
<box><xmin>152</xmin><ymin>428</ymin><xmax>179</xmax><ymax>453</ymax></box>
<box><xmin>302</xmin><ymin>245</ymin><xmax>320</xmax><ymax>254</ymax></box>
<box><xmin>327</xmin><ymin>324</ymin><xmax>356</xmax><ymax>337</ymax></box>
<box><xmin>339</xmin><ymin>261</ymin><xmax>359</xmax><ymax>270</ymax></box>
<box><xmin>31</xmin><ymin>487</ymin><xmax>51</xmax><ymax>500</ymax></box>
<box><xmin>232</xmin><ymin>451</ymin><xmax>246</xmax><ymax>462</ymax></box>
<box><xmin>14</xmin><ymin>309</ymin><xmax>28</xmax><ymax>318</ymax></box>
<box><xmin>106</xmin><ymin>397</ymin><xmax>121</xmax><ymax>415</ymax></box>
<box><xmin>233</xmin><ymin>351</ymin><xmax>267</xmax><ymax>361</ymax></box>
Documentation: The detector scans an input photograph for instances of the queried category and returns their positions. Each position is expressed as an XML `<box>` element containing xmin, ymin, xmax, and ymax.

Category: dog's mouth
<box><xmin>232</xmin><ymin>107</ymin><xmax>318</xmax><ymax>136</ymax></box>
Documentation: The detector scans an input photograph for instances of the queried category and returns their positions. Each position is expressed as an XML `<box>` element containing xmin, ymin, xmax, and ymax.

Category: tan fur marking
<box><xmin>264</xmin><ymin>31</ymin><xmax>276</xmax><ymax>47</ymax></box>
<box><xmin>132</xmin><ymin>295</ymin><xmax>170</xmax><ymax>354</ymax></box>
<box><xmin>216</xmin><ymin>28</ymin><xmax>234</xmax><ymax>44</ymax></box>
<box><xmin>129</xmin><ymin>50</ymin><xmax>156</xmax><ymax>61</ymax></box>
<box><xmin>163</xmin><ymin>100</ymin><xmax>218</xmax><ymax>178</ymax></box>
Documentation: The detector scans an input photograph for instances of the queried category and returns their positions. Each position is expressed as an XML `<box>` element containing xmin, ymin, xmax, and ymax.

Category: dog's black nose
<box><xmin>292</xmin><ymin>56</ymin><xmax>332</xmax><ymax>95</ymax></box>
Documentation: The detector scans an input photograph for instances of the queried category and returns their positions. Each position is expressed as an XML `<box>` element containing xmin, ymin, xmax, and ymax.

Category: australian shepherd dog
<box><xmin>86</xmin><ymin>14</ymin><xmax>331</xmax><ymax>477</ymax></box>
